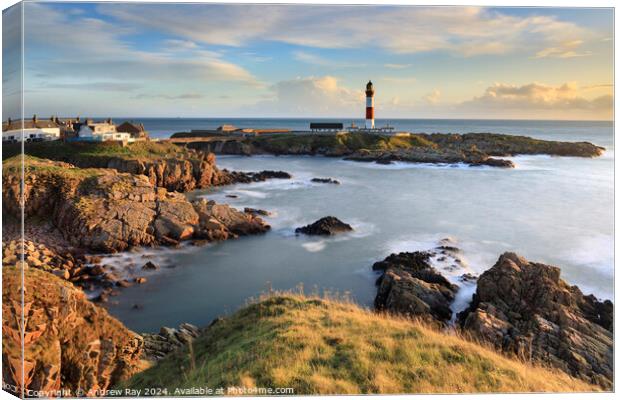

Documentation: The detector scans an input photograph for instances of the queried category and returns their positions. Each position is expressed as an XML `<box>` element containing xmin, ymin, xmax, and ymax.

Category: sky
<box><xmin>2</xmin><ymin>2</ymin><xmax>614</xmax><ymax>120</ymax></box>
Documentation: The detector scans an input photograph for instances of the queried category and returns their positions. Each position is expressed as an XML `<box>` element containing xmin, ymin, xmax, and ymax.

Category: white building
<box><xmin>2</xmin><ymin>116</ymin><xmax>61</xmax><ymax>143</ymax></box>
<box><xmin>77</xmin><ymin>119</ymin><xmax>132</xmax><ymax>142</ymax></box>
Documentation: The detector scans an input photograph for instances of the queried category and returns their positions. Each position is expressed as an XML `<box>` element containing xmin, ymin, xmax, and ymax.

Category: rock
<box><xmin>52</xmin><ymin>269</ymin><xmax>71</xmax><ymax>280</ymax></box>
<box><xmin>470</xmin><ymin>157</ymin><xmax>515</xmax><ymax>168</ymax></box>
<box><xmin>295</xmin><ymin>216</ymin><xmax>353</xmax><ymax>236</ymax></box>
<box><xmin>141</xmin><ymin>323</ymin><xmax>201</xmax><ymax>361</ymax></box>
<box><xmin>373</xmin><ymin>252</ymin><xmax>458</xmax><ymax>323</ymax></box>
<box><xmin>193</xmin><ymin>199</ymin><xmax>270</xmax><ymax>239</ymax></box>
<box><xmin>311</xmin><ymin>177</ymin><xmax>340</xmax><ymax>185</ymax></box>
<box><xmin>458</xmin><ymin>252</ymin><xmax>613</xmax><ymax>389</ymax></box>
<box><xmin>142</xmin><ymin>261</ymin><xmax>159</xmax><ymax>270</ymax></box>
<box><xmin>243</xmin><ymin>207</ymin><xmax>271</xmax><ymax>216</ymax></box>
<box><xmin>89</xmin><ymin>265</ymin><xmax>105</xmax><ymax>276</ymax></box>
<box><xmin>117</xmin><ymin>279</ymin><xmax>133</xmax><ymax>288</ymax></box>
<box><xmin>225</xmin><ymin>194</ymin><xmax>238</xmax><ymax>198</ymax></box>
<box><xmin>4</xmin><ymin>157</ymin><xmax>270</xmax><ymax>255</ymax></box>
<box><xmin>1</xmin><ymin>267</ymin><xmax>143</xmax><ymax>396</ymax></box>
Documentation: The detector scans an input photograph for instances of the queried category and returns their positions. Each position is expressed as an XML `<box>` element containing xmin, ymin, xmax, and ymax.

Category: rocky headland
<box><xmin>457</xmin><ymin>252</ymin><xmax>613</xmax><ymax>389</ymax></box>
<box><xmin>170</xmin><ymin>131</ymin><xmax>605</xmax><ymax>168</ymax></box>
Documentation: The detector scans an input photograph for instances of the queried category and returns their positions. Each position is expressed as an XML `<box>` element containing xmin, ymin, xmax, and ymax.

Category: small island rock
<box><xmin>295</xmin><ymin>216</ymin><xmax>353</xmax><ymax>236</ymax></box>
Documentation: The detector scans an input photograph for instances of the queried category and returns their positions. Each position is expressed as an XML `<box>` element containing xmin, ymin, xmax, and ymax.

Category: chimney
<box><xmin>107</xmin><ymin>117</ymin><xmax>112</xmax><ymax>124</ymax></box>
<box><xmin>32</xmin><ymin>114</ymin><xmax>37</xmax><ymax>123</ymax></box>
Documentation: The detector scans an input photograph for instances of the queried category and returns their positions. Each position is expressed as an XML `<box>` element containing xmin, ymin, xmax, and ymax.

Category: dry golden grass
<box><xmin>120</xmin><ymin>293</ymin><xmax>599</xmax><ymax>395</ymax></box>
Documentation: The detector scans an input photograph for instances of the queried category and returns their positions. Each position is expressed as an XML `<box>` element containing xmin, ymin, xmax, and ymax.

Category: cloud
<box><xmin>22</xmin><ymin>3</ymin><xmax>261</xmax><ymax>88</ymax></box>
<box><xmin>381</xmin><ymin>76</ymin><xmax>417</xmax><ymax>85</ymax></box>
<box><xmin>423</xmin><ymin>89</ymin><xmax>441</xmax><ymax>105</ymax></box>
<box><xmin>293</xmin><ymin>51</ymin><xmax>333</xmax><ymax>66</ymax></box>
<box><xmin>461</xmin><ymin>82</ymin><xmax>613</xmax><ymax>112</ymax></box>
<box><xmin>250</xmin><ymin>76</ymin><xmax>364</xmax><ymax>116</ymax></box>
<box><xmin>384</xmin><ymin>63</ymin><xmax>412</xmax><ymax>69</ymax></box>
<box><xmin>97</xmin><ymin>4</ymin><xmax>594</xmax><ymax>57</ymax></box>
<box><xmin>44</xmin><ymin>82</ymin><xmax>143</xmax><ymax>91</ymax></box>
<box><xmin>534</xmin><ymin>40</ymin><xmax>592</xmax><ymax>58</ymax></box>
<box><xmin>132</xmin><ymin>93</ymin><xmax>204</xmax><ymax>100</ymax></box>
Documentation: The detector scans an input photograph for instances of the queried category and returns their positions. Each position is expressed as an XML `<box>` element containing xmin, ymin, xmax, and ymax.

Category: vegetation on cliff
<box><xmin>120</xmin><ymin>294</ymin><xmax>597</xmax><ymax>394</ymax></box>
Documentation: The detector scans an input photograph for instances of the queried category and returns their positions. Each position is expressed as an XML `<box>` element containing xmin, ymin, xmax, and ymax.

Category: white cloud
<box><xmin>461</xmin><ymin>82</ymin><xmax>613</xmax><ymax>112</ymax></box>
<box><xmin>250</xmin><ymin>76</ymin><xmax>364</xmax><ymax>117</ymax></box>
<box><xmin>97</xmin><ymin>4</ymin><xmax>594</xmax><ymax>57</ymax></box>
<box><xmin>23</xmin><ymin>3</ymin><xmax>261</xmax><ymax>88</ymax></box>
<box><xmin>384</xmin><ymin>63</ymin><xmax>412</xmax><ymax>69</ymax></box>
<box><xmin>534</xmin><ymin>40</ymin><xmax>592</xmax><ymax>59</ymax></box>
<box><xmin>423</xmin><ymin>89</ymin><xmax>442</xmax><ymax>105</ymax></box>
<box><xmin>293</xmin><ymin>51</ymin><xmax>333</xmax><ymax>66</ymax></box>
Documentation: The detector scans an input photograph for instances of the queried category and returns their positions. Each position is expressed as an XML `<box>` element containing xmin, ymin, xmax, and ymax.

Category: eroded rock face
<box><xmin>295</xmin><ymin>216</ymin><xmax>353</xmax><ymax>236</ymax></box>
<box><xmin>458</xmin><ymin>252</ymin><xmax>613</xmax><ymax>389</ymax></box>
<box><xmin>141</xmin><ymin>323</ymin><xmax>201</xmax><ymax>361</ymax></box>
<box><xmin>2</xmin><ymin>267</ymin><xmax>143</xmax><ymax>397</ymax></box>
<box><xmin>193</xmin><ymin>199</ymin><xmax>270</xmax><ymax>240</ymax></box>
<box><xmin>3</xmin><ymin>158</ymin><xmax>270</xmax><ymax>253</ymax></box>
<box><xmin>373</xmin><ymin>252</ymin><xmax>458</xmax><ymax>323</ymax></box>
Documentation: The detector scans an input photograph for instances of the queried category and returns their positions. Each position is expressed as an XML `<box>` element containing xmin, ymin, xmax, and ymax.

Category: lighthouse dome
<box><xmin>366</xmin><ymin>80</ymin><xmax>373</xmax><ymax>90</ymax></box>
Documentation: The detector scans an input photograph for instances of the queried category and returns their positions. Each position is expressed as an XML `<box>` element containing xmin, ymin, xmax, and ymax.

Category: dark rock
<box><xmin>311</xmin><ymin>178</ymin><xmax>340</xmax><ymax>185</ymax></box>
<box><xmin>225</xmin><ymin>194</ymin><xmax>238</xmax><ymax>198</ymax></box>
<box><xmin>244</xmin><ymin>207</ymin><xmax>271</xmax><ymax>216</ymax></box>
<box><xmin>458</xmin><ymin>252</ymin><xmax>613</xmax><ymax>389</ymax></box>
<box><xmin>142</xmin><ymin>261</ymin><xmax>159</xmax><ymax>270</ymax></box>
<box><xmin>373</xmin><ymin>251</ymin><xmax>458</xmax><ymax>323</ymax></box>
<box><xmin>295</xmin><ymin>216</ymin><xmax>353</xmax><ymax>236</ymax></box>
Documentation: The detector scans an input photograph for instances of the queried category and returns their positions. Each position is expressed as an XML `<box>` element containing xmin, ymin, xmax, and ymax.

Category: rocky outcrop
<box><xmin>3</xmin><ymin>157</ymin><xmax>270</xmax><ymax>253</ymax></box>
<box><xmin>193</xmin><ymin>199</ymin><xmax>270</xmax><ymax>241</ymax></box>
<box><xmin>295</xmin><ymin>216</ymin><xmax>353</xmax><ymax>236</ymax></box>
<box><xmin>141</xmin><ymin>323</ymin><xmax>201</xmax><ymax>361</ymax></box>
<box><xmin>311</xmin><ymin>178</ymin><xmax>340</xmax><ymax>184</ymax></box>
<box><xmin>177</xmin><ymin>131</ymin><xmax>604</xmax><ymax>168</ymax></box>
<box><xmin>373</xmin><ymin>252</ymin><xmax>458</xmax><ymax>323</ymax></box>
<box><xmin>458</xmin><ymin>253</ymin><xmax>613</xmax><ymax>389</ymax></box>
<box><xmin>219</xmin><ymin>170</ymin><xmax>291</xmax><ymax>184</ymax></box>
<box><xmin>2</xmin><ymin>266</ymin><xmax>144</xmax><ymax>397</ymax></box>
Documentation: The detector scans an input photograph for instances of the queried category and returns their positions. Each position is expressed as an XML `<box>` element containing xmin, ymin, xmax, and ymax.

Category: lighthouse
<box><xmin>365</xmin><ymin>80</ymin><xmax>375</xmax><ymax>129</ymax></box>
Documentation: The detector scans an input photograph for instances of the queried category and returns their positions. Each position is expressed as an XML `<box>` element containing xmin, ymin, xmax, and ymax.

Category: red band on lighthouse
<box><xmin>366</xmin><ymin>107</ymin><xmax>374</xmax><ymax>119</ymax></box>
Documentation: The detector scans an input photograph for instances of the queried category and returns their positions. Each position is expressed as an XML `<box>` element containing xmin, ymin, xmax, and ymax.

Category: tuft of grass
<box><xmin>119</xmin><ymin>293</ymin><xmax>598</xmax><ymax>394</ymax></box>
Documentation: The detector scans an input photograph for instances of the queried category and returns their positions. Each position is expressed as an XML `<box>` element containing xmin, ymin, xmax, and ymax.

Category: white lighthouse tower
<box><xmin>365</xmin><ymin>80</ymin><xmax>375</xmax><ymax>130</ymax></box>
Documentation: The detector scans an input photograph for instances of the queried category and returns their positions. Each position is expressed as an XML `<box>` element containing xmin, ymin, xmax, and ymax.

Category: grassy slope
<box><xmin>2</xmin><ymin>140</ymin><xmax>188</xmax><ymax>162</ymax></box>
<box><xmin>120</xmin><ymin>295</ymin><xmax>597</xmax><ymax>394</ymax></box>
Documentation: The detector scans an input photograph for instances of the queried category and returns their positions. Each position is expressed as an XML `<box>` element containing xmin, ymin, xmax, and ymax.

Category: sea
<box><xmin>102</xmin><ymin>118</ymin><xmax>614</xmax><ymax>333</ymax></box>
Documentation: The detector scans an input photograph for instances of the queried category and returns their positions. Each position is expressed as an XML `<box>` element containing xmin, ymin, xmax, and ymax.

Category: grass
<box><xmin>2</xmin><ymin>140</ymin><xmax>191</xmax><ymax>163</ymax></box>
<box><xmin>119</xmin><ymin>293</ymin><xmax>598</xmax><ymax>395</ymax></box>
<box><xmin>3</xmin><ymin>154</ymin><xmax>102</xmax><ymax>179</ymax></box>
<box><xmin>249</xmin><ymin>131</ymin><xmax>437</xmax><ymax>153</ymax></box>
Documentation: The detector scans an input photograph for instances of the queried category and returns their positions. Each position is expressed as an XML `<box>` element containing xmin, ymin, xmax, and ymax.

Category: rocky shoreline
<box><xmin>172</xmin><ymin>131</ymin><xmax>605</xmax><ymax>168</ymax></box>
<box><xmin>1</xmin><ymin>138</ymin><xmax>613</xmax><ymax>393</ymax></box>
<box><xmin>371</xmin><ymin>248</ymin><xmax>613</xmax><ymax>389</ymax></box>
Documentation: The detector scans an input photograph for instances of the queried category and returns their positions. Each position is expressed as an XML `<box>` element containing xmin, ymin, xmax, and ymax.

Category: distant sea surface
<box><xmin>104</xmin><ymin>118</ymin><xmax>614</xmax><ymax>332</ymax></box>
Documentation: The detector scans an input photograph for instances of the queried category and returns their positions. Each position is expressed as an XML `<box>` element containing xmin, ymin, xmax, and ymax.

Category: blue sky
<box><xmin>2</xmin><ymin>2</ymin><xmax>614</xmax><ymax>120</ymax></box>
